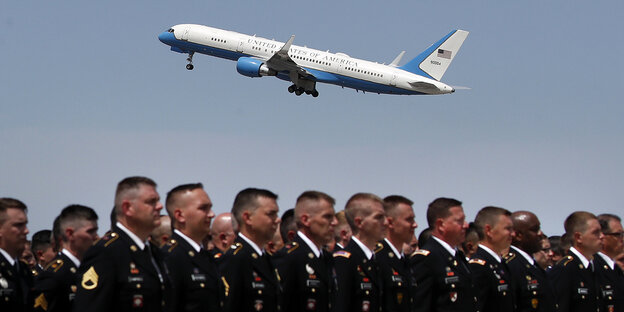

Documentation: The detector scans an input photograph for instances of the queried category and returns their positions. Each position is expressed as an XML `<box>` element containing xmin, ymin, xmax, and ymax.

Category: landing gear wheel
<box><xmin>186</xmin><ymin>64</ymin><xmax>194</xmax><ymax>70</ymax></box>
<box><xmin>288</xmin><ymin>85</ymin><xmax>295</xmax><ymax>93</ymax></box>
<box><xmin>186</xmin><ymin>52</ymin><xmax>195</xmax><ymax>70</ymax></box>
<box><xmin>312</xmin><ymin>90</ymin><xmax>319</xmax><ymax>97</ymax></box>
<box><xmin>295</xmin><ymin>89</ymin><xmax>303</xmax><ymax>96</ymax></box>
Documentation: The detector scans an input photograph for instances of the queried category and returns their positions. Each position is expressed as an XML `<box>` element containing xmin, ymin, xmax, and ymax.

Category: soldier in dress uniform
<box><xmin>0</xmin><ymin>198</ymin><xmax>33</xmax><ymax>312</ymax></box>
<box><xmin>375</xmin><ymin>195</ymin><xmax>417</xmax><ymax>312</ymax></box>
<box><xmin>220</xmin><ymin>188</ymin><xmax>282</xmax><ymax>312</ymax></box>
<box><xmin>469</xmin><ymin>206</ymin><xmax>515</xmax><ymax>312</ymax></box>
<box><xmin>32</xmin><ymin>205</ymin><xmax>99</xmax><ymax>312</ymax></box>
<box><xmin>31</xmin><ymin>230</ymin><xmax>56</xmax><ymax>275</ymax></box>
<box><xmin>73</xmin><ymin>176</ymin><xmax>169</xmax><ymax>312</ymax></box>
<box><xmin>409</xmin><ymin>197</ymin><xmax>478</xmax><ymax>312</ymax></box>
<box><xmin>505</xmin><ymin>211</ymin><xmax>556</xmax><ymax>312</ymax></box>
<box><xmin>548</xmin><ymin>211</ymin><xmax>604</xmax><ymax>312</ymax></box>
<box><xmin>162</xmin><ymin>183</ymin><xmax>219</xmax><ymax>312</ymax></box>
<box><xmin>595</xmin><ymin>214</ymin><xmax>624</xmax><ymax>312</ymax></box>
<box><xmin>273</xmin><ymin>190</ymin><xmax>337</xmax><ymax>312</ymax></box>
<box><xmin>332</xmin><ymin>210</ymin><xmax>351</xmax><ymax>251</ymax></box>
<box><xmin>333</xmin><ymin>193</ymin><xmax>387</xmax><ymax>312</ymax></box>
<box><xmin>209</xmin><ymin>212</ymin><xmax>237</xmax><ymax>254</ymax></box>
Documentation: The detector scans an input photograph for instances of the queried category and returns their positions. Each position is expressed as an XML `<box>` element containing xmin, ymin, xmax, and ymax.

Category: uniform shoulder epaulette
<box><xmin>231</xmin><ymin>242</ymin><xmax>243</xmax><ymax>255</ymax></box>
<box><xmin>411</xmin><ymin>249</ymin><xmax>430</xmax><ymax>257</ymax></box>
<box><xmin>102</xmin><ymin>232</ymin><xmax>120</xmax><ymax>247</ymax></box>
<box><xmin>333</xmin><ymin>250</ymin><xmax>351</xmax><ymax>258</ymax></box>
<box><xmin>166</xmin><ymin>239</ymin><xmax>178</xmax><ymax>253</ymax></box>
<box><xmin>504</xmin><ymin>252</ymin><xmax>516</xmax><ymax>263</ymax></box>
<box><xmin>45</xmin><ymin>258</ymin><xmax>65</xmax><ymax>272</ymax></box>
<box><xmin>560</xmin><ymin>255</ymin><xmax>574</xmax><ymax>266</ymax></box>
<box><xmin>469</xmin><ymin>258</ymin><xmax>487</xmax><ymax>266</ymax></box>
<box><xmin>286</xmin><ymin>242</ymin><xmax>299</xmax><ymax>254</ymax></box>
<box><xmin>213</xmin><ymin>252</ymin><xmax>223</xmax><ymax>259</ymax></box>
<box><xmin>374</xmin><ymin>242</ymin><xmax>384</xmax><ymax>253</ymax></box>
<box><xmin>31</xmin><ymin>268</ymin><xmax>39</xmax><ymax>277</ymax></box>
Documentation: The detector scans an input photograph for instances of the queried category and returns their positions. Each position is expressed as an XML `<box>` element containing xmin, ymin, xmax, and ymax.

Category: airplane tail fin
<box><xmin>399</xmin><ymin>30</ymin><xmax>469</xmax><ymax>81</ymax></box>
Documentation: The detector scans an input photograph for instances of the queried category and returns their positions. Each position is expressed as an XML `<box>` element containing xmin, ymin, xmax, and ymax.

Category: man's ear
<box><xmin>121</xmin><ymin>200</ymin><xmax>133</xmax><ymax>217</ymax></box>
<box><xmin>64</xmin><ymin>227</ymin><xmax>74</xmax><ymax>241</ymax></box>
<box><xmin>174</xmin><ymin>209</ymin><xmax>185</xmax><ymax>224</ymax></box>
<box><xmin>242</xmin><ymin>211</ymin><xmax>252</xmax><ymax>226</ymax></box>
<box><xmin>386</xmin><ymin>216</ymin><xmax>395</xmax><ymax>229</ymax></box>
<box><xmin>435</xmin><ymin>218</ymin><xmax>445</xmax><ymax>234</ymax></box>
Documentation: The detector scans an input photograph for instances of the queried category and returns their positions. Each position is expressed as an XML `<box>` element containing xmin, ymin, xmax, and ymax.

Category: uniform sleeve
<box><xmin>468</xmin><ymin>262</ymin><xmax>489</xmax><ymax>312</ymax></box>
<box><xmin>410</xmin><ymin>255</ymin><xmax>434</xmax><ymax>312</ymax></box>
<box><xmin>72</xmin><ymin>245</ymin><xmax>116</xmax><ymax>312</ymax></box>
<box><xmin>219</xmin><ymin>253</ymin><xmax>244</xmax><ymax>312</ymax></box>
<box><xmin>273</xmin><ymin>250</ymin><xmax>296</xmax><ymax>312</ymax></box>
<box><xmin>332</xmin><ymin>256</ymin><xmax>353</xmax><ymax>312</ymax></box>
<box><xmin>32</xmin><ymin>270</ymin><xmax>58</xmax><ymax>312</ymax></box>
<box><xmin>162</xmin><ymin>253</ymin><xmax>182</xmax><ymax>312</ymax></box>
<box><xmin>547</xmin><ymin>264</ymin><xmax>571</xmax><ymax>312</ymax></box>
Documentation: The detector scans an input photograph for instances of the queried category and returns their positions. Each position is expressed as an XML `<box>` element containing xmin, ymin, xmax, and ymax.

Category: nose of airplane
<box><xmin>158</xmin><ymin>31</ymin><xmax>175</xmax><ymax>45</ymax></box>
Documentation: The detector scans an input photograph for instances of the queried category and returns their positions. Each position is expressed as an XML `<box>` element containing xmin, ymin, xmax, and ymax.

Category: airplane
<box><xmin>158</xmin><ymin>24</ymin><xmax>468</xmax><ymax>97</ymax></box>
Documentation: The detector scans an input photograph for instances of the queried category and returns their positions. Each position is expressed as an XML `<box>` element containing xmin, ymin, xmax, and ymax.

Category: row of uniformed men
<box><xmin>1</xmin><ymin>176</ymin><xmax>623</xmax><ymax>312</ymax></box>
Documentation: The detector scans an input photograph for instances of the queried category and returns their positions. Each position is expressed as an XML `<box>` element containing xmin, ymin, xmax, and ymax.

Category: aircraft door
<box><xmin>181</xmin><ymin>26</ymin><xmax>190</xmax><ymax>41</ymax></box>
<box><xmin>237</xmin><ymin>38</ymin><xmax>245</xmax><ymax>53</ymax></box>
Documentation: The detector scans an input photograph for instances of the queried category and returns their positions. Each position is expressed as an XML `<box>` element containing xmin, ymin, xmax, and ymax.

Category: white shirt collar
<box><xmin>432</xmin><ymin>236</ymin><xmax>456</xmax><ymax>257</ymax></box>
<box><xmin>598</xmin><ymin>252</ymin><xmax>615</xmax><ymax>270</ymax></box>
<box><xmin>239</xmin><ymin>233</ymin><xmax>263</xmax><ymax>256</ymax></box>
<box><xmin>62</xmin><ymin>248</ymin><xmax>81</xmax><ymax>267</ymax></box>
<box><xmin>511</xmin><ymin>245</ymin><xmax>535</xmax><ymax>265</ymax></box>
<box><xmin>479</xmin><ymin>244</ymin><xmax>502</xmax><ymax>263</ymax></box>
<box><xmin>351</xmin><ymin>236</ymin><xmax>374</xmax><ymax>260</ymax></box>
<box><xmin>174</xmin><ymin>229</ymin><xmax>202</xmax><ymax>253</ymax></box>
<box><xmin>298</xmin><ymin>231</ymin><xmax>321</xmax><ymax>258</ymax></box>
<box><xmin>384</xmin><ymin>238</ymin><xmax>403</xmax><ymax>259</ymax></box>
<box><xmin>0</xmin><ymin>248</ymin><xmax>15</xmax><ymax>266</ymax></box>
<box><xmin>569</xmin><ymin>247</ymin><xmax>591</xmax><ymax>269</ymax></box>
<box><xmin>116</xmin><ymin>222</ymin><xmax>146</xmax><ymax>250</ymax></box>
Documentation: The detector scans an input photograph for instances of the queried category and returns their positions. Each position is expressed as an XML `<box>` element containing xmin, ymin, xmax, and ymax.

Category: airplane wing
<box><xmin>265</xmin><ymin>35</ymin><xmax>313</xmax><ymax>78</ymax></box>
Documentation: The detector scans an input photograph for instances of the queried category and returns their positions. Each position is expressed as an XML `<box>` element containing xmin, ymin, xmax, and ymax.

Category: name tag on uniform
<box><xmin>577</xmin><ymin>288</ymin><xmax>589</xmax><ymax>295</ymax></box>
<box><xmin>391</xmin><ymin>276</ymin><xmax>404</xmax><ymax>283</ymax></box>
<box><xmin>306</xmin><ymin>279</ymin><xmax>321</xmax><ymax>288</ymax></box>
<box><xmin>444</xmin><ymin>276</ymin><xmax>459</xmax><ymax>284</ymax></box>
<box><xmin>191</xmin><ymin>274</ymin><xmax>206</xmax><ymax>282</ymax></box>
<box><xmin>0</xmin><ymin>289</ymin><xmax>14</xmax><ymax>296</ymax></box>
<box><xmin>252</xmin><ymin>282</ymin><xmax>265</xmax><ymax>289</ymax></box>
<box><xmin>128</xmin><ymin>277</ymin><xmax>143</xmax><ymax>283</ymax></box>
<box><xmin>602</xmin><ymin>289</ymin><xmax>614</xmax><ymax>296</ymax></box>
<box><xmin>497</xmin><ymin>284</ymin><xmax>509</xmax><ymax>292</ymax></box>
<box><xmin>360</xmin><ymin>282</ymin><xmax>372</xmax><ymax>290</ymax></box>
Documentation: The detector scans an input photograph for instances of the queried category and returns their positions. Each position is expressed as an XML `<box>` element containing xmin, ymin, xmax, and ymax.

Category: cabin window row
<box><xmin>290</xmin><ymin>55</ymin><xmax>331</xmax><ymax>66</ymax></box>
<box><xmin>345</xmin><ymin>67</ymin><xmax>383</xmax><ymax>78</ymax></box>
<box><xmin>211</xmin><ymin>38</ymin><xmax>226</xmax><ymax>43</ymax></box>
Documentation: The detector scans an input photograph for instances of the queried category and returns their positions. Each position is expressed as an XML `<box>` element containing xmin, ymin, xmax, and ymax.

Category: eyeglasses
<box><xmin>604</xmin><ymin>232</ymin><xmax>624</xmax><ymax>239</ymax></box>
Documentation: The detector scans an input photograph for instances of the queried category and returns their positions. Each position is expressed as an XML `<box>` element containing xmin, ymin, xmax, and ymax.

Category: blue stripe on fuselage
<box><xmin>160</xmin><ymin>32</ymin><xmax>426</xmax><ymax>95</ymax></box>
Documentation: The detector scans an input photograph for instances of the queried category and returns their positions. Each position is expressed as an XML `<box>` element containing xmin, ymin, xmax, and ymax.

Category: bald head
<box><xmin>210</xmin><ymin>212</ymin><xmax>236</xmax><ymax>252</ymax></box>
<box><xmin>511</xmin><ymin>211</ymin><xmax>543</xmax><ymax>254</ymax></box>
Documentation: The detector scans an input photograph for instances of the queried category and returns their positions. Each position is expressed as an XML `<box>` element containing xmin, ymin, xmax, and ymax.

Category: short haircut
<box><xmin>383</xmin><ymin>195</ymin><xmax>414</xmax><ymax>218</ymax></box>
<box><xmin>335</xmin><ymin>210</ymin><xmax>348</xmax><ymax>227</ymax></box>
<box><xmin>58</xmin><ymin>204</ymin><xmax>99</xmax><ymax>242</ymax></box>
<box><xmin>564</xmin><ymin>211</ymin><xmax>597</xmax><ymax>236</ymax></box>
<box><xmin>231</xmin><ymin>188</ymin><xmax>278</xmax><ymax>226</ymax></box>
<box><xmin>114</xmin><ymin>176</ymin><xmax>157</xmax><ymax>216</ymax></box>
<box><xmin>31</xmin><ymin>230</ymin><xmax>52</xmax><ymax>254</ymax></box>
<box><xmin>473</xmin><ymin>206</ymin><xmax>511</xmax><ymax>240</ymax></box>
<box><xmin>549</xmin><ymin>235</ymin><xmax>565</xmax><ymax>256</ymax></box>
<box><xmin>0</xmin><ymin>198</ymin><xmax>27</xmax><ymax>225</ymax></box>
<box><xmin>344</xmin><ymin>193</ymin><xmax>383</xmax><ymax>234</ymax></box>
<box><xmin>426</xmin><ymin>197</ymin><xmax>462</xmax><ymax>228</ymax></box>
<box><xmin>294</xmin><ymin>191</ymin><xmax>336</xmax><ymax>226</ymax></box>
<box><xmin>280</xmin><ymin>209</ymin><xmax>296</xmax><ymax>244</ymax></box>
<box><xmin>51</xmin><ymin>215</ymin><xmax>62</xmax><ymax>252</ymax></box>
<box><xmin>165</xmin><ymin>183</ymin><xmax>204</xmax><ymax>224</ymax></box>
<box><xmin>418</xmin><ymin>227</ymin><xmax>432</xmax><ymax>249</ymax></box>
<box><xmin>598</xmin><ymin>213</ymin><xmax>621</xmax><ymax>233</ymax></box>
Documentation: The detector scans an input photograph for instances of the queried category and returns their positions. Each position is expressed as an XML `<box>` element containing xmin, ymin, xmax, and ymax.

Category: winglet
<box><xmin>389</xmin><ymin>51</ymin><xmax>406</xmax><ymax>67</ymax></box>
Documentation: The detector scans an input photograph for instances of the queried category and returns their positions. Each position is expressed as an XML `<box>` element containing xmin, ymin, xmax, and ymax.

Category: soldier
<box><xmin>32</xmin><ymin>204</ymin><xmax>99</xmax><ymax>312</ymax></box>
<box><xmin>506</xmin><ymin>211</ymin><xmax>556</xmax><ymax>312</ymax></box>
<box><xmin>209</xmin><ymin>212</ymin><xmax>237</xmax><ymax>254</ymax></box>
<box><xmin>469</xmin><ymin>206</ymin><xmax>515</xmax><ymax>312</ymax></box>
<box><xmin>274</xmin><ymin>191</ymin><xmax>337</xmax><ymax>312</ymax></box>
<box><xmin>410</xmin><ymin>197</ymin><xmax>477</xmax><ymax>312</ymax></box>
<box><xmin>375</xmin><ymin>195</ymin><xmax>417</xmax><ymax>312</ymax></box>
<box><xmin>333</xmin><ymin>193</ymin><xmax>387</xmax><ymax>312</ymax></box>
<box><xmin>73</xmin><ymin>176</ymin><xmax>169</xmax><ymax>312</ymax></box>
<box><xmin>31</xmin><ymin>230</ymin><xmax>56</xmax><ymax>273</ymax></box>
<box><xmin>162</xmin><ymin>183</ymin><xmax>218</xmax><ymax>312</ymax></box>
<box><xmin>333</xmin><ymin>210</ymin><xmax>351</xmax><ymax>251</ymax></box>
<box><xmin>149</xmin><ymin>215</ymin><xmax>172</xmax><ymax>249</ymax></box>
<box><xmin>0</xmin><ymin>198</ymin><xmax>32</xmax><ymax>312</ymax></box>
<box><xmin>595</xmin><ymin>214</ymin><xmax>624</xmax><ymax>312</ymax></box>
<box><xmin>548</xmin><ymin>211</ymin><xmax>604</xmax><ymax>312</ymax></box>
<box><xmin>220</xmin><ymin>188</ymin><xmax>281</xmax><ymax>312</ymax></box>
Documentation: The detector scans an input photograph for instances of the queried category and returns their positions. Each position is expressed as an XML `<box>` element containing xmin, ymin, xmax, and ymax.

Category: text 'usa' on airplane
<box><xmin>158</xmin><ymin>24</ymin><xmax>468</xmax><ymax>97</ymax></box>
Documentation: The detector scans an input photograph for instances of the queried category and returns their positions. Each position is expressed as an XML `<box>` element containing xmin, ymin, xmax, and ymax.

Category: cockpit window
<box><xmin>168</xmin><ymin>28</ymin><xmax>174</xmax><ymax>33</ymax></box>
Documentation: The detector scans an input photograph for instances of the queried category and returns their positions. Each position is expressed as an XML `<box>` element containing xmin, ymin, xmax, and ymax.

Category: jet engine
<box><xmin>236</xmin><ymin>57</ymin><xmax>277</xmax><ymax>78</ymax></box>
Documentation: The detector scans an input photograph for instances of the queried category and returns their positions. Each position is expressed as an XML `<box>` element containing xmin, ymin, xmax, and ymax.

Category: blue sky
<box><xmin>1</xmin><ymin>1</ymin><xmax>623</xmax><ymax>237</ymax></box>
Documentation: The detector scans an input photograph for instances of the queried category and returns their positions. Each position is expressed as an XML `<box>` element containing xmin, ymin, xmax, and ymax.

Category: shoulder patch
<box><xmin>469</xmin><ymin>258</ymin><xmax>486</xmax><ymax>266</ymax></box>
<box><xmin>231</xmin><ymin>243</ymin><xmax>243</xmax><ymax>255</ymax></box>
<box><xmin>333</xmin><ymin>250</ymin><xmax>351</xmax><ymax>258</ymax></box>
<box><xmin>34</xmin><ymin>293</ymin><xmax>48</xmax><ymax>311</ymax></box>
<box><xmin>287</xmin><ymin>242</ymin><xmax>299</xmax><ymax>254</ymax></box>
<box><xmin>103</xmin><ymin>232</ymin><xmax>119</xmax><ymax>247</ymax></box>
<box><xmin>411</xmin><ymin>249</ymin><xmax>430</xmax><ymax>257</ymax></box>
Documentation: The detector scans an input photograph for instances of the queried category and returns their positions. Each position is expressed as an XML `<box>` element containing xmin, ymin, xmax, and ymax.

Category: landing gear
<box><xmin>186</xmin><ymin>52</ymin><xmax>194</xmax><ymax>70</ymax></box>
<box><xmin>287</xmin><ymin>84</ymin><xmax>319</xmax><ymax>97</ymax></box>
